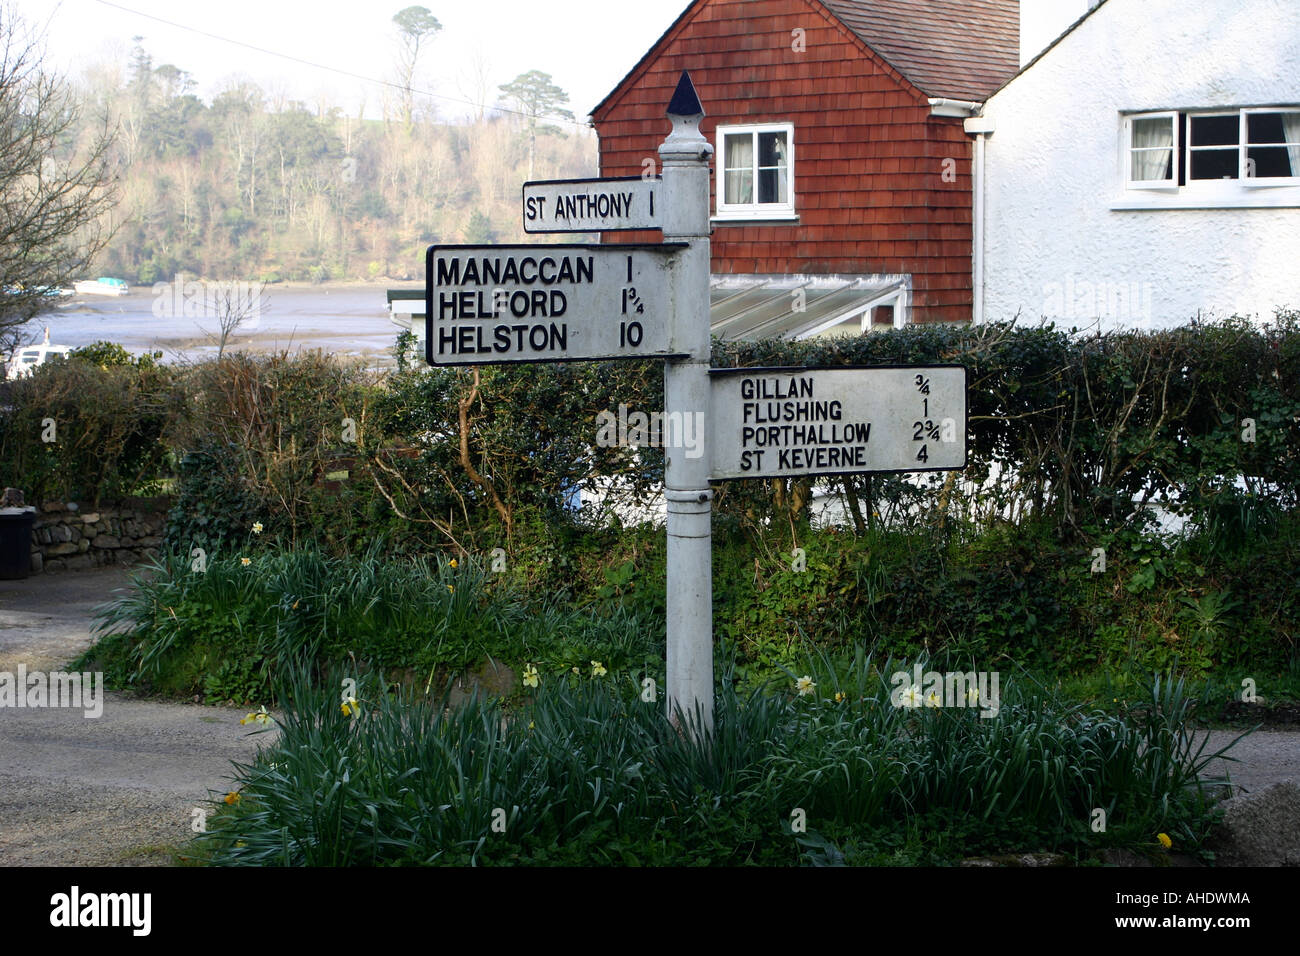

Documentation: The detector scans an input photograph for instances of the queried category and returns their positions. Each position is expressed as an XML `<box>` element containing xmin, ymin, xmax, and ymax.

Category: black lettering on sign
<box><xmin>437</xmin><ymin>323</ymin><xmax>569</xmax><ymax>355</ymax></box>
<box><xmin>554</xmin><ymin>192</ymin><xmax>635</xmax><ymax>222</ymax></box>
<box><xmin>732</xmin><ymin>376</ymin><xmax>874</xmax><ymax>474</ymax></box>
<box><xmin>437</xmin><ymin>256</ymin><xmax>594</xmax><ymax>286</ymax></box>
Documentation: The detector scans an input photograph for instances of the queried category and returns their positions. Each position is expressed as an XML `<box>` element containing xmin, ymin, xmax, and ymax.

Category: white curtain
<box><xmin>1131</xmin><ymin>117</ymin><xmax>1173</xmax><ymax>181</ymax></box>
<box><xmin>724</xmin><ymin>136</ymin><xmax>753</xmax><ymax>203</ymax></box>
<box><xmin>1283</xmin><ymin>111</ymin><xmax>1300</xmax><ymax>177</ymax></box>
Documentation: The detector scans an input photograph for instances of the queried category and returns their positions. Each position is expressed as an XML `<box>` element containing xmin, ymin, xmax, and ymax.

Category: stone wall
<box><xmin>30</xmin><ymin>497</ymin><xmax>170</xmax><ymax>573</ymax></box>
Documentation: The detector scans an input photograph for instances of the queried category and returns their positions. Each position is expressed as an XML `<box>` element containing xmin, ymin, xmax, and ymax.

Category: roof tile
<box><xmin>818</xmin><ymin>0</ymin><xmax>1018</xmax><ymax>99</ymax></box>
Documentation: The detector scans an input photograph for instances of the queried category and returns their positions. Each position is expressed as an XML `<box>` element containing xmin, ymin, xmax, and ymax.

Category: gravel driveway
<box><xmin>0</xmin><ymin>567</ymin><xmax>272</xmax><ymax>866</ymax></box>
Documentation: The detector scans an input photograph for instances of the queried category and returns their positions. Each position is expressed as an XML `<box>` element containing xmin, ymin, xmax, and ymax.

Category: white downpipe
<box><xmin>964</xmin><ymin>115</ymin><xmax>994</xmax><ymax>324</ymax></box>
<box><xmin>973</xmin><ymin>131</ymin><xmax>985</xmax><ymax>324</ymax></box>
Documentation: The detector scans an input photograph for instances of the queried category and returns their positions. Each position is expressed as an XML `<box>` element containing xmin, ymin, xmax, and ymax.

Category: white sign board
<box><xmin>709</xmin><ymin>366</ymin><xmax>967</xmax><ymax>479</ymax></box>
<box><xmin>425</xmin><ymin>244</ymin><xmax>686</xmax><ymax>366</ymax></box>
<box><xmin>523</xmin><ymin>177</ymin><xmax>662</xmax><ymax>233</ymax></box>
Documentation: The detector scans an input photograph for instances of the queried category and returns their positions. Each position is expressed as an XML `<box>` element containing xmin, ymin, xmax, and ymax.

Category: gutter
<box><xmin>927</xmin><ymin>97</ymin><xmax>983</xmax><ymax>118</ymax></box>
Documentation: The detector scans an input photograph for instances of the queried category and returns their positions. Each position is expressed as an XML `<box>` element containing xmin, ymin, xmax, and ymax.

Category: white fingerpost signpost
<box><xmin>658</xmin><ymin>74</ymin><xmax>716</xmax><ymax>733</ymax></box>
<box><xmin>425</xmin><ymin>71</ymin><xmax>967</xmax><ymax>736</ymax></box>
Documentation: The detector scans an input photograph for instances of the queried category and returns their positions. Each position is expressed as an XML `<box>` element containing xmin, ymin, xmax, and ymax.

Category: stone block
<box><xmin>1206</xmin><ymin>783</ymin><xmax>1300</xmax><ymax>866</ymax></box>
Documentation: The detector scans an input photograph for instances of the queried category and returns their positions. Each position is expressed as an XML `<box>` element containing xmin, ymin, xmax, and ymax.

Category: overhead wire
<box><xmin>87</xmin><ymin>0</ymin><xmax>591</xmax><ymax>129</ymax></box>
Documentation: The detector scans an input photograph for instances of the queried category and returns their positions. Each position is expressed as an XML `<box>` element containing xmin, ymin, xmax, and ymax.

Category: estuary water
<box><xmin>13</xmin><ymin>282</ymin><xmax>412</xmax><ymax>367</ymax></box>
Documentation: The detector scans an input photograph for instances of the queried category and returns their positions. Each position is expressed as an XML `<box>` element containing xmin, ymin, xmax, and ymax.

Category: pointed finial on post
<box><xmin>667</xmin><ymin>70</ymin><xmax>703</xmax><ymax>120</ymax></box>
<box><xmin>662</xmin><ymin>71</ymin><xmax>711</xmax><ymax>159</ymax></box>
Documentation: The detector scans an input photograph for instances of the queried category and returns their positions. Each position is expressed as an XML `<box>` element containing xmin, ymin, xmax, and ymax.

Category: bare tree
<box><xmin>456</xmin><ymin>47</ymin><xmax>493</xmax><ymax>124</ymax></box>
<box><xmin>0</xmin><ymin>4</ymin><xmax>118</xmax><ymax>358</ymax></box>
<box><xmin>208</xmin><ymin>280</ymin><xmax>267</xmax><ymax>360</ymax></box>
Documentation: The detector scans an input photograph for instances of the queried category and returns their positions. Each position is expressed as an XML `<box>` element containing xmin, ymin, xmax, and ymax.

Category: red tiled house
<box><xmin>590</xmin><ymin>0</ymin><xmax>1019</xmax><ymax>333</ymax></box>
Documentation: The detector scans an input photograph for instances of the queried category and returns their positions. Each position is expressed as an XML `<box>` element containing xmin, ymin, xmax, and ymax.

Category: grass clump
<box><xmin>191</xmin><ymin>648</ymin><xmax>1240</xmax><ymax>867</ymax></box>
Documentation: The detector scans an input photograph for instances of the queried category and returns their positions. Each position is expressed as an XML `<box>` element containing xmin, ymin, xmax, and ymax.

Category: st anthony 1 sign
<box><xmin>425</xmin><ymin>243</ymin><xmax>687</xmax><ymax>366</ymax></box>
<box><xmin>522</xmin><ymin>176</ymin><xmax>663</xmax><ymax>233</ymax></box>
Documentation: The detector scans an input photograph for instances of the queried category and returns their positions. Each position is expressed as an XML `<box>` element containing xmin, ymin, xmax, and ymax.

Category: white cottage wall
<box><xmin>981</xmin><ymin>0</ymin><xmax>1300</xmax><ymax>329</ymax></box>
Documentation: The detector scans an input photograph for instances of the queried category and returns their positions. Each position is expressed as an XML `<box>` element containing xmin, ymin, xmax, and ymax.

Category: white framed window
<box><xmin>1125</xmin><ymin>111</ymin><xmax>1178</xmax><ymax>189</ymax></box>
<box><xmin>1242</xmin><ymin>108</ymin><xmax>1300</xmax><ymax>185</ymax></box>
<box><xmin>715</xmin><ymin>123</ymin><xmax>795</xmax><ymax>219</ymax></box>
<box><xmin>1120</xmin><ymin>107</ymin><xmax>1300</xmax><ymax>206</ymax></box>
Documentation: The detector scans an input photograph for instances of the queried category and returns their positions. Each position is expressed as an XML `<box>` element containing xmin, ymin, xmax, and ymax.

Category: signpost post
<box><xmin>425</xmin><ymin>71</ymin><xmax>967</xmax><ymax>735</ymax></box>
<box><xmin>658</xmin><ymin>75</ymin><xmax>715</xmax><ymax>734</ymax></box>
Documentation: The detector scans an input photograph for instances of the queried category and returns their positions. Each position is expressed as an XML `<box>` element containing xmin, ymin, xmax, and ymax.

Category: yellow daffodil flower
<box><xmin>834</xmin><ymin>691</ymin><xmax>846</xmax><ymax>703</ymax></box>
<box><xmin>591</xmin><ymin>660</ymin><xmax>607</xmax><ymax>678</ymax></box>
<box><xmin>449</xmin><ymin>558</ymin><xmax>458</xmax><ymax>568</ymax></box>
<box><xmin>1157</xmin><ymin>833</ymin><xmax>1172</xmax><ymax>849</ymax></box>
<box><xmin>240</xmin><ymin>705</ymin><xmax>273</xmax><ymax>727</ymax></box>
<box><xmin>925</xmin><ymin>690</ymin><xmax>942</xmax><ymax>708</ymax></box>
<box><xmin>341</xmin><ymin>696</ymin><xmax>359</xmax><ymax>718</ymax></box>
<box><xmin>223</xmin><ymin>792</ymin><xmax>240</xmax><ymax>805</ymax></box>
<box><xmin>522</xmin><ymin>664</ymin><xmax>539</xmax><ymax>688</ymax></box>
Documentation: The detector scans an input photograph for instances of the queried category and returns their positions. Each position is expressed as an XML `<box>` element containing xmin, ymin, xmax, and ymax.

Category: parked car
<box><xmin>4</xmin><ymin>329</ymin><xmax>72</xmax><ymax>379</ymax></box>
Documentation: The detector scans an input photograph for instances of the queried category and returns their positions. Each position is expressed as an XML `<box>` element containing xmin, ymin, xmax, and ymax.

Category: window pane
<box><xmin>725</xmin><ymin>169</ymin><xmax>753</xmax><ymax>204</ymax></box>
<box><xmin>757</xmin><ymin>131</ymin><xmax>788</xmax><ymax>169</ymax></box>
<box><xmin>1247</xmin><ymin>146</ymin><xmax>1293</xmax><ymax>178</ymax></box>
<box><xmin>758</xmin><ymin>167</ymin><xmax>789</xmax><ymax>203</ymax></box>
<box><xmin>1190</xmin><ymin>148</ymin><xmax>1238</xmax><ymax>179</ymax></box>
<box><xmin>1247</xmin><ymin>112</ymin><xmax>1286</xmax><ymax>144</ymax></box>
<box><xmin>724</xmin><ymin>134</ymin><xmax>753</xmax><ymax>173</ymax></box>
<box><xmin>1130</xmin><ymin>116</ymin><xmax>1173</xmax><ymax>182</ymax></box>
<box><xmin>1132</xmin><ymin>116</ymin><xmax>1173</xmax><ymax>149</ymax></box>
<box><xmin>1131</xmin><ymin>149</ymin><xmax>1172</xmax><ymax>181</ymax></box>
<box><xmin>1189</xmin><ymin>114</ymin><xmax>1239</xmax><ymax>147</ymax></box>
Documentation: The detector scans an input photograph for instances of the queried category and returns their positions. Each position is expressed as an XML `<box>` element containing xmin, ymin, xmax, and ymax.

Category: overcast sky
<box><xmin>23</xmin><ymin>0</ymin><xmax>690</xmax><ymax>123</ymax></box>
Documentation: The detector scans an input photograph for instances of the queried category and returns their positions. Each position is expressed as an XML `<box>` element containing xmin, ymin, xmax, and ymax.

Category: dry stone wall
<box><xmin>29</xmin><ymin>497</ymin><xmax>170</xmax><ymax>573</ymax></box>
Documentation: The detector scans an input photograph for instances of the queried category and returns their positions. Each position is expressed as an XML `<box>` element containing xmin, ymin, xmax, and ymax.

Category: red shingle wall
<box><xmin>593</xmin><ymin>0</ymin><xmax>974</xmax><ymax>324</ymax></box>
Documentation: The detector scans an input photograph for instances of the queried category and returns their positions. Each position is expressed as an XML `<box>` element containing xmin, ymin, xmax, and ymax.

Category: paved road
<box><xmin>0</xmin><ymin>567</ymin><xmax>272</xmax><ymax>866</ymax></box>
